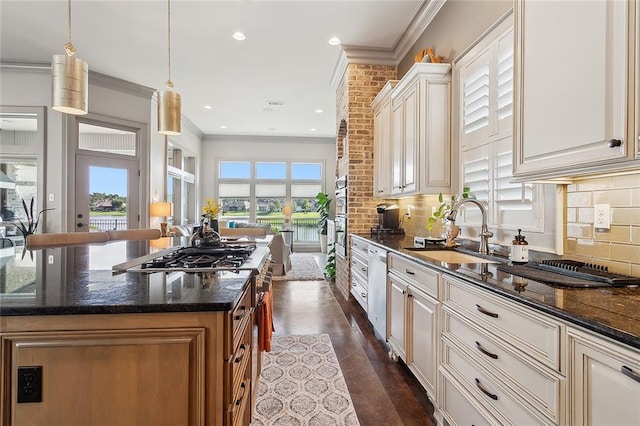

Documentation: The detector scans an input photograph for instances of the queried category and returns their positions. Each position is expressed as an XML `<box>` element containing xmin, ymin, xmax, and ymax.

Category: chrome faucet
<box><xmin>445</xmin><ymin>198</ymin><xmax>493</xmax><ymax>255</ymax></box>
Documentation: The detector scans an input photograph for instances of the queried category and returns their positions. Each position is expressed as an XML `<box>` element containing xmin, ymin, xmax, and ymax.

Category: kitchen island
<box><xmin>0</xmin><ymin>240</ymin><xmax>271</xmax><ymax>426</ymax></box>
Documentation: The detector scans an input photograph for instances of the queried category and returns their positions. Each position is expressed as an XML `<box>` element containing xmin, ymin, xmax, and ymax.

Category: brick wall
<box><xmin>334</xmin><ymin>63</ymin><xmax>397</xmax><ymax>299</ymax></box>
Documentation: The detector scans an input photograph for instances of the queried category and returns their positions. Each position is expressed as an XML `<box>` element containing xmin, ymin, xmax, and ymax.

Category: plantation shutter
<box><xmin>461</xmin><ymin>49</ymin><xmax>491</xmax><ymax>148</ymax></box>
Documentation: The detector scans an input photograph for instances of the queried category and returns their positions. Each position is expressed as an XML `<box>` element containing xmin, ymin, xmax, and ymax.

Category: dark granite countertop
<box><xmin>0</xmin><ymin>240</ymin><xmax>265</xmax><ymax>316</ymax></box>
<box><xmin>353</xmin><ymin>234</ymin><xmax>640</xmax><ymax>351</ymax></box>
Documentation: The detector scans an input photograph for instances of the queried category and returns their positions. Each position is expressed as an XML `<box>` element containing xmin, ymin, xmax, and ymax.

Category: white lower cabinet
<box><xmin>387</xmin><ymin>254</ymin><xmax>440</xmax><ymax>400</ymax></box>
<box><xmin>438</xmin><ymin>275</ymin><xmax>563</xmax><ymax>425</ymax></box>
<box><xmin>387</xmin><ymin>274</ymin><xmax>407</xmax><ymax>360</ymax></box>
<box><xmin>440</xmin><ymin>368</ymin><xmax>496</xmax><ymax>426</ymax></box>
<box><xmin>408</xmin><ymin>285</ymin><xmax>438</xmax><ymax>398</ymax></box>
<box><xmin>568</xmin><ymin>327</ymin><xmax>640</xmax><ymax>426</ymax></box>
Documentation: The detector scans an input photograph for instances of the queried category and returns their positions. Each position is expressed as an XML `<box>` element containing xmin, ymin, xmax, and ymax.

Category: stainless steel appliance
<box><xmin>367</xmin><ymin>246</ymin><xmax>387</xmax><ymax>339</ymax></box>
<box><xmin>376</xmin><ymin>203</ymin><xmax>400</xmax><ymax>229</ymax></box>
<box><xmin>334</xmin><ymin>175</ymin><xmax>347</xmax><ymax>256</ymax></box>
<box><xmin>334</xmin><ymin>215</ymin><xmax>346</xmax><ymax>257</ymax></box>
<box><xmin>114</xmin><ymin>243</ymin><xmax>269</xmax><ymax>273</ymax></box>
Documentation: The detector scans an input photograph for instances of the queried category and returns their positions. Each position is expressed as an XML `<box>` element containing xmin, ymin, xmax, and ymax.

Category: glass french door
<box><xmin>75</xmin><ymin>154</ymin><xmax>139</xmax><ymax>232</ymax></box>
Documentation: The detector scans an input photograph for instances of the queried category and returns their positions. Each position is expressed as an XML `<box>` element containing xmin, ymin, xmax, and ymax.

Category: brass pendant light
<box><xmin>51</xmin><ymin>0</ymin><xmax>88</xmax><ymax>115</ymax></box>
<box><xmin>158</xmin><ymin>0</ymin><xmax>181</xmax><ymax>135</ymax></box>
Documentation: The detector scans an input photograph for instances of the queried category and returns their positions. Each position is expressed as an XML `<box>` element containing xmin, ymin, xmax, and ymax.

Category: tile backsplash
<box><xmin>565</xmin><ymin>172</ymin><xmax>640</xmax><ymax>277</ymax></box>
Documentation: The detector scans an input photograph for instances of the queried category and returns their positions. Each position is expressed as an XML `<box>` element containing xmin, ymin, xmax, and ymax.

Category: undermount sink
<box><xmin>412</xmin><ymin>250</ymin><xmax>498</xmax><ymax>264</ymax></box>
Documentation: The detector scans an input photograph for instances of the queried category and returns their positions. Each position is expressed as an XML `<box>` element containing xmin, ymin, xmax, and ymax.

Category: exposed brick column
<box><xmin>334</xmin><ymin>63</ymin><xmax>397</xmax><ymax>300</ymax></box>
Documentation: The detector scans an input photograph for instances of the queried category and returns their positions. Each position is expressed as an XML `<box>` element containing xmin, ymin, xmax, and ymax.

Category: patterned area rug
<box><xmin>253</xmin><ymin>334</ymin><xmax>360</xmax><ymax>426</ymax></box>
<box><xmin>272</xmin><ymin>254</ymin><xmax>325</xmax><ymax>281</ymax></box>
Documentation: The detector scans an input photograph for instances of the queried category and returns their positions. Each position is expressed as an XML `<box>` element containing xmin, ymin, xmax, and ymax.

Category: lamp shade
<box><xmin>282</xmin><ymin>205</ymin><xmax>293</xmax><ymax>216</ymax></box>
<box><xmin>158</xmin><ymin>89</ymin><xmax>181</xmax><ymax>135</ymax></box>
<box><xmin>51</xmin><ymin>54</ymin><xmax>88</xmax><ymax>115</ymax></box>
<box><xmin>150</xmin><ymin>202</ymin><xmax>172</xmax><ymax>217</ymax></box>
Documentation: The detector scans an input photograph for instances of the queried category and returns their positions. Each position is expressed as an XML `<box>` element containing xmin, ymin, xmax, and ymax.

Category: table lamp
<box><xmin>150</xmin><ymin>202</ymin><xmax>172</xmax><ymax>237</ymax></box>
<box><xmin>282</xmin><ymin>204</ymin><xmax>293</xmax><ymax>230</ymax></box>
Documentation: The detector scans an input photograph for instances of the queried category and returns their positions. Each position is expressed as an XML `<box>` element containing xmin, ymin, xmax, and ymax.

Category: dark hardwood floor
<box><xmin>269</xmin><ymin>254</ymin><xmax>435</xmax><ymax>425</ymax></box>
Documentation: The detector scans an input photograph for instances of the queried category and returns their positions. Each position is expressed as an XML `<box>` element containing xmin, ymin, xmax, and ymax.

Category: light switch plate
<box><xmin>594</xmin><ymin>204</ymin><xmax>610</xmax><ymax>230</ymax></box>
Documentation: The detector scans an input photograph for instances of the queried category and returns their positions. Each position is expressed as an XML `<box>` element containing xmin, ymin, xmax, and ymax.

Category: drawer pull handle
<box><xmin>475</xmin><ymin>304</ymin><xmax>498</xmax><ymax>318</ymax></box>
<box><xmin>362</xmin><ymin>267</ymin><xmax>367</xmax><ymax>272</ymax></box>
<box><xmin>621</xmin><ymin>366</ymin><xmax>640</xmax><ymax>383</ymax></box>
<box><xmin>607</xmin><ymin>138</ymin><xmax>622</xmax><ymax>148</ymax></box>
<box><xmin>234</xmin><ymin>344</ymin><xmax>247</xmax><ymax>364</ymax></box>
<box><xmin>235</xmin><ymin>381</ymin><xmax>247</xmax><ymax>406</ymax></box>
<box><xmin>475</xmin><ymin>341</ymin><xmax>498</xmax><ymax>359</ymax></box>
<box><xmin>234</xmin><ymin>306</ymin><xmax>247</xmax><ymax>321</ymax></box>
<box><xmin>475</xmin><ymin>378</ymin><xmax>498</xmax><ymax>400</ymax></box>
<box><xmin>361</xmin><ymin>293</ymin><xmax>367</xmax><ymax>298</ymax></box>
<box><xmin>405</xmin><ymin>269</ymin><xmax>415</xmax><ymax>275</ymax></box>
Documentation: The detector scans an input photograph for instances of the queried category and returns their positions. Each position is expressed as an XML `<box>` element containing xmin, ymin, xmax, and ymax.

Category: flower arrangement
<box><xmin>202</xmin><ymin>198</ymin><xmax>221</xmax><ymax>217</ymax></box>
<box><xmin>15</xmin><ymin>197</ymin><xmax>54</xmax><ymax>237</ymax></box>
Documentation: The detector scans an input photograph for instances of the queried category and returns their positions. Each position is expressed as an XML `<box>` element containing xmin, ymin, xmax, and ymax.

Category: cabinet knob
<box><xmin>607</xmin><ymin>139</ymin><xmax>622</xmax><ymax>148</ymax></box>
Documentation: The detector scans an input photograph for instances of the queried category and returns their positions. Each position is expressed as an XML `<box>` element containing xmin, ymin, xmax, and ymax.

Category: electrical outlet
<box><xmin>17</xmin><ymin>366</ymin><xmax>42</xmax><ymax>403</ymax></box>
<box><xmin>594</xmin><ymin>204</ymin><xmax>610</xmax><ymax>230</ymax></box>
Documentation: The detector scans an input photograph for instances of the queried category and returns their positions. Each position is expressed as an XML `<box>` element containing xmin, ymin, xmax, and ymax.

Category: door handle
<box><xmin>77</xmin><ymin>223</ymin><xmax>85</xmax><ymax>228</ymax></box>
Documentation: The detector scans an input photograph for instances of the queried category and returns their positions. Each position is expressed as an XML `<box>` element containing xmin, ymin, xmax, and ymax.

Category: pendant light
<box><xmin>51</xmin><ymin>0</ymin><xmax>88</xmax><ymax>115</ymax></box>
<box><xmin>158</xmin><ymin>0</ymin><xmax>181</xmax><ymax>135</ymax></box>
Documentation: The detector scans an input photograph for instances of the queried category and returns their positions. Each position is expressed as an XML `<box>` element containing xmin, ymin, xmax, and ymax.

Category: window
<box><xmin>167</xmin><ymin>144</ymin><xmax>196</xmax><ymax>226</ymax></box>
<box><xmin>217</xmin><ymin>160</ymin><xmax>324</xmax><ymax>243</ymax></box>
<box><xmin>456</xmin><ymin>15</ymin><xmax>546</xmax><ymax>237</ymax></box>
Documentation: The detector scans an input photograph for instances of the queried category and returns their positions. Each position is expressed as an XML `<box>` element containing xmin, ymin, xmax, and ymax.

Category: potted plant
<box><xmin>15</xmin><ymin>197</ymin><xmax>54</xmax><ymax>238</ymax></box>
<box><xmin>324</xmin><ymin>245</ymin><xmax>336</xmax><ymax>280</ymax></box>
<box><xmin>315</xmin><ymin>192</ymin><xmax>332</xmax><ymax>253</ymax></box>
<box><xmin>426</xmin><ymin>187</ymin><xmax>471</xmax><ymax>237</ymax></box>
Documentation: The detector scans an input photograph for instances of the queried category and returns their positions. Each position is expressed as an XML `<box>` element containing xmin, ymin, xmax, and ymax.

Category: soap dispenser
<box><xmin>511</xmin><ymin>229</ymin><xmax>529</xmax><ymax>264</ymax></box>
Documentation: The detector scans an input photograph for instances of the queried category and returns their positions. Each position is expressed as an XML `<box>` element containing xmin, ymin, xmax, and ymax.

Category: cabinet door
<box><xmin>636</xmin><ymin>0</ymin><xmax>640</xmax><ymax>158</ymax></box>
<box><xmin>408</xmin><ymin>286</ymin><xmax>438</xmax><ymax>398</ymax></box>
<box><xmin>422</xmin><ymin>79</ymin><xmax>451</xmax><ymax>189</ymax></box>
<box><xmin>514</xmin><ymin>0</ymin><xmax>631</xmax><ymax>178</ymax></box>
<box><xmin>391</xmin><ymin>100</ymin><xmax>404</xmax><ymax>195</ymax></box>
<box><xmin>6</xmin><ymin>329</ymin><xmax>206</xmax><ymax>426</ymax></box>
<box><xmin>402</xmin><ymin>87</ymin><xmax>418</xmax><ymax>194</ymax></box>
<box><xmin>387</xmin><ymin>274</ymin><xmax>407</xmax><ymax>359</ymax></box>
<box><xmin>373</xmin><ymin>99</ymin><xmax>392</xmax><ymax>197</ymax></box>
<box><xmin>570</xmin><ymin>330</ymin><xmax>640</xmax><ymax>425</ymax></box>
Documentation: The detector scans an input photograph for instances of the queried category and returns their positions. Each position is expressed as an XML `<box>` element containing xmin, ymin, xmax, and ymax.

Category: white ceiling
<box><xmin>0</xmin><ymin>0</ymin><xmax>430</xmax><ymax>138</ymax></box>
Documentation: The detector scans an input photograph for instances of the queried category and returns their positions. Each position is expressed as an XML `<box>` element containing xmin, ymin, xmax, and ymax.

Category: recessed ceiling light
<box><xmin>204</xmin><ymin>105</ymin><xmax>213</xmax><ymax>110</ymax></box>
<box><xmin>310</xmin><ymin>128</ymin><xmax>317</xmax><ymax>132</ymax></box>
<box><xmin>220</xmin><ymin>125</ymin><xmax>227</xmax><ymax>129</ymax></box>
<box><xmin>315</xmin><ymin>109</ymin><xmax>324</xmax><ymax>114</ymax></box>
<box><xmin>328</xmin><ymin>37</ymin><xmax>341</xmax><ymax>46</ymax></box>
<box><xmin>232</xmin><ymin>32</ymin><xmax>246</xmax><ymax>41</ymax></box>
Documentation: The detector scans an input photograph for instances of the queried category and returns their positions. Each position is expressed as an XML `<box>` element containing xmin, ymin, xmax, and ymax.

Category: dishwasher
<box><xmin>367</xmin><ymin>246</ymin><xmax>388</xmax><ymax>340</ymax></box>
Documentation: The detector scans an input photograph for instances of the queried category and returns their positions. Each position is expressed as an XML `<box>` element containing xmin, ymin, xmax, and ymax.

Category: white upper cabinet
<box><xmin>389</xmin><ymin>63</ymin><xmax>451</xmax><ymax>196</ymax></box>
<box><xmin>372</xmin><ymin>81</ymin><xmax>398</xmax><ymax>198</ymax></box>
<box><xmin>513</xmin><ymin>0</ymin><xmax>636</xmax><ymax>180</ymax></box>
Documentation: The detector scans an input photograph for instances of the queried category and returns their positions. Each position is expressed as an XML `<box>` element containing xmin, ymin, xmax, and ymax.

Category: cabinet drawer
<box><xmin>231</xmin><ymin>288</ymin><xmax>253</xmax><ymax>356</ymax></box>
<box><xmin>443</xmin><ymin>307</ymin><xmax>561</xmax><ymax>422</ymax></box>
<box><xmin>351</xmin><ymin>279</ymin><xmax>368</xmax><ymax>312</ymax></box>
<box><xmin>442</xmin><ymin>276</ymin><xmax>561</xmax><ymax>371</ymax></box>
<box><xmin>442</xmin><ymin>340</ymin><xmax>551</xmax><ymax>425</ymax></box>
<box><xmin>229</xmin><ymin>318</ymin><xmax>252</xmax><ymax>402</ymax></box>
<box><xmin>227</xmin><ymin>378</ymin><xmax>251</xmax><ymax>426</ymax></box>
<box><xmin>389</xmin><ymin>253</ymin><xmax>438</xmax><ymax>298</ymax></box>
<box><xmin>351</xmin><ymin>237</ymin><xmax>369</xmax><ymax>257</ymax></box>
<box><xmin>351</xmin><ymin>253</ymin><xmax>368</xmax><ymax>281</ymax></box>
<box><xmin>439</xmin><ymin>369</ymin><xmax>496</xmax><ymax>426</ymax></box>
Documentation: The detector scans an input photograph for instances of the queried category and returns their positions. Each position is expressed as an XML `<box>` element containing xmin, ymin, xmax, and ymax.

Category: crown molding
<box><xmin>1</xmin><ymin>60</ymin><xmax>156</xmax><ymax>99</ymax></box>
<box><xmin>204</xmin><ymin>134</ymin><xmax>334</xmax><ymax>145</ymax></box>
<box><xmin>90</xmin><ymin>71</ymin><xmax>156</xmax><ymax>100</ymax></box>
<box><xmin>329</xmin><ymin>0</ymin><xmax>447</xmax><ymax>84</ymax></box>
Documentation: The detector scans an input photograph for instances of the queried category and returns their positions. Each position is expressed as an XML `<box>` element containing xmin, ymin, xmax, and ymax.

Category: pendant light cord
<box><xmin>166</xmin><ymin>0</ymin><xmax>173</xmax><ymax>89</ymax></box>
<box><xmin>64</xmin><ymin>0</ymin><xmax>76</xmax><ymax>56</ymax></box>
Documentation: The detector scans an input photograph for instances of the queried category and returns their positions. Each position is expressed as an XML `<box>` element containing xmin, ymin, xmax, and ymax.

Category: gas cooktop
<box><xmin>114</xmin><ymin>244</ymin><xmax>269</xmax><ymax>273</ymax></box>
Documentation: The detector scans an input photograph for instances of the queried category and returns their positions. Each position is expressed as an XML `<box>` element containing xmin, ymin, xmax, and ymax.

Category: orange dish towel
<box><xmin>259</xmin><ymin>290</ymin><xmax>275</xmax><ymax>352</ymax></box>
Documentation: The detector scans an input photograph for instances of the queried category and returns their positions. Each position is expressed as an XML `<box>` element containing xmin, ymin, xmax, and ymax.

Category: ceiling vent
<box><xmin>265</xmin><ymin>101</ymin><xmax>285</xmax><ymax>107</ymax></box>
